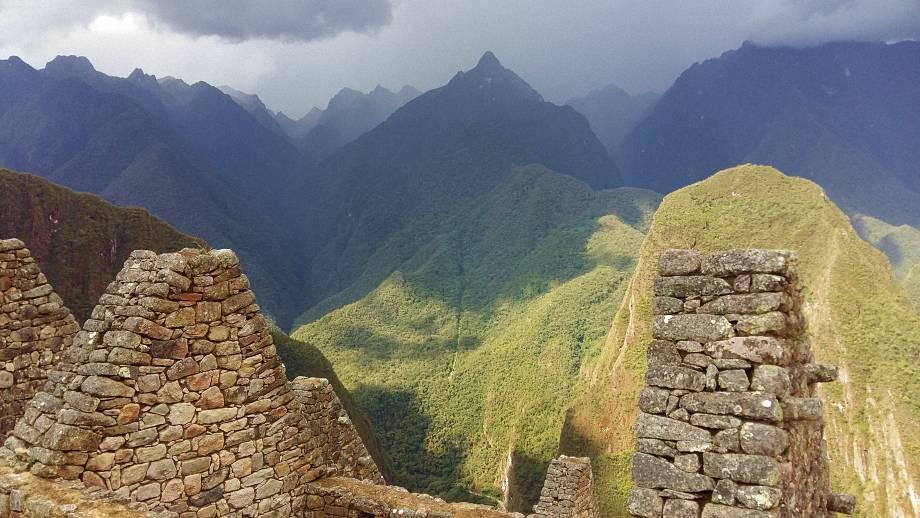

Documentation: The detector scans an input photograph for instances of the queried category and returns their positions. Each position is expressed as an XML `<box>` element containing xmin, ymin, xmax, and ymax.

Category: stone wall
<box><xmin>0</xmin><ymin>238</ymin><xmax>80</xmax><ymax>435</ymax></box>
<box><xmin>530</xmin><ymin>456</ymin><xmax>599</xmax><ymax>518</ymax></box>
<box><xmin>0</xmin><ymin>248</ymin><xmax>384</xmax><ymax>517</ymax></box>
<box><xmin>627</xmin><ymin>249</ymin><xmax>856</xmax><ymax>518</ymax></box>
<box><xmin>291</xmin><ymin>376</ymin><xmax>385</xmax><ymax>484</ymax></box>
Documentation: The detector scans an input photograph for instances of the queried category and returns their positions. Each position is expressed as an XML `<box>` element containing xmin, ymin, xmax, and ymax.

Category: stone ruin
<box><xmin>0</xmin><ymin>241</ymin><xmax>599</xmax><ymax>517</ymax></box>
<box><xmin>531</xmin><ymin>456</ymin><xmax>598</xmax><ymax>518</ymax></box>
<box><xmin>627</xmin><ymin>249</ymin><xmax>857</xmax><ymax>518</ymax></box>
<box><xmin>0</xmin><ymin>238</ymin><xmax>80</xmax><ymax>435</ymax></box>
<box><xmin>1</xmin><ymin>241</ymin><xmax>861</xmax><ymax>517</ymax></box>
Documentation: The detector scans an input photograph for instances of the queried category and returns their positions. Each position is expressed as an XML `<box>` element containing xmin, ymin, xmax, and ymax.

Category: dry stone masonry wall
<box><xmin>0</xmin><ymin>238</ymin><xmax>80</xmax><ymax>435</ymax></box>
<box><xmin>627</xmin><ymin>249</ymin><xmax>856</xmax><ymax>518</ymax></box>
<box><xmin>531</xmin><ymin>456</ymin><xmax>599</xmax><ymax>518</ymax></box>
<box><xmin>0</xmin><ymin>247</ymin><xmax>383</xmax><ymax>517</ymax></box>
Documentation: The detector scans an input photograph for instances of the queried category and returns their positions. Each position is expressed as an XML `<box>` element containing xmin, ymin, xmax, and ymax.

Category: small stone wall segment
<box><xmin>291</xmin><ymin>376</ymin><xmax>385</xmax><ymax>484</ymax></box>
<box><xmin>627</xmin><ymin>249</ymin><xmax>855</xmax><ymax>518</ymax></box>
<box><xmin>0</xmin><ymin>238</ymin><xmax>80</xmax><ymax>435</ymax></box>
<box><xmin>2</xmin><ymin>248</ymin><xmax>322</xmax><ymax>517</ymax></box>
<box><xmin>303</xmin><ymin>477</ymin><xmax>520</xmax><ymax>517</ymax></box>
<box><xmin>0</xmin><ymin>462</ymin><xmax>167</xmax><ymax>517</ymax></box>
<box><xmin>530</xmin><ymin>456</ymin><xmax>599</xmax><ymax>518</ymax></box>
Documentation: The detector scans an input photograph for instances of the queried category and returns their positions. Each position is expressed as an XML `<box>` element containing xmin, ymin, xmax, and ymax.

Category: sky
<box><xmin>0</xmin><ymin>0</ymin><xmax>918</xmax><ymax>117</ymax></box>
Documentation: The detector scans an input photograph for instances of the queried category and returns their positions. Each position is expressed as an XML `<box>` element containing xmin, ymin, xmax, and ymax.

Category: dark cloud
<box><xmin>744</xmin><ymin>0</ymin><xmax>920</xmax><ymax>46</ymax></box>
<box><xmin>131</xmin><ymin>0</ymin><xmax>393</xmax><ymax>42</ymax></box>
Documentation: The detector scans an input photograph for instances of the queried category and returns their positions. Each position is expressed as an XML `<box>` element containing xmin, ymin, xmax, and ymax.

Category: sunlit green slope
<box><xmin>562</xmin><ymin>165</ymin><xmax>920</xmax><ymax>517</ymax></box>
<box><xmin>292</xmin><ymin>164</ymin><xmax>658</xmax><ymax>510</ymax></box>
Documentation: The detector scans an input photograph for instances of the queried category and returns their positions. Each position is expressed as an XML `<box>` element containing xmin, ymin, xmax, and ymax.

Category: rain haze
<box><xmin>0</xmin><ymin>0</ymin><xmax>918</xmax><ymax>117</ymax></box>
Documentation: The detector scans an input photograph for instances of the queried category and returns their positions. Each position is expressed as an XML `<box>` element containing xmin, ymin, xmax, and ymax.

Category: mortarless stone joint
<box><xmin>627</xmin><ymin>249</ymin><xmax>856</xmax><ymax>518</ymax></box>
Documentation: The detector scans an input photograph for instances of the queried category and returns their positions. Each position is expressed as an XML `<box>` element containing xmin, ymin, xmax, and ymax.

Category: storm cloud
<box><xmin>130</xmin><ymin>0</ymin><xmax>393</xmax><ymax>42</ymax></box>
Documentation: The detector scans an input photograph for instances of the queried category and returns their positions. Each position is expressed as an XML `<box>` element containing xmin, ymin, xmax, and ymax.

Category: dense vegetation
<box><xmin>292</xmin><ymin>163</ymin><xmax>658</xmax><ymax>509</ymax></box>
<box><xmin>853</xmin><ymin>215</ymin><xmax>920</xmax><ymax>311</ymax></box>
<box><xmin>562</xmin><ymin>165</ymin><xmax>920</xmax><ymax>516</ymax></box>
<box><xmin>0</xmin><ymin>168</ymin><xmax>201</xmax><ymax>320</ymax></box>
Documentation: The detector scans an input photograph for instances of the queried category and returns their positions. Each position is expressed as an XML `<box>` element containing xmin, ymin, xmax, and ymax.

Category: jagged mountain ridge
<box><xmin>619</xmin><ymin>40</ymin><xmax>920</xmax><ymax>227</ymax></box>
<box><xmin>0</xmin><ymin>54</ymin><xmax>308</xmax><ymax>326</ymax></box>
<box><xmin>566</xmin><ymin>83</ymin><xmax>659</xmax><ymax>162</ymax></box>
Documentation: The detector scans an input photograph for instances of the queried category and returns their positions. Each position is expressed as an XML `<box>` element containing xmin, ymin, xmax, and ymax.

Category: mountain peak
<box><xmin>477</xmin><ymin>51</ymin><xmax>502</xmax><ymax>69</ymax></box>
<box><xmin>44</xmin><ymin>55</ymin><xmax>96</xmax><ymax>78</ymax></box>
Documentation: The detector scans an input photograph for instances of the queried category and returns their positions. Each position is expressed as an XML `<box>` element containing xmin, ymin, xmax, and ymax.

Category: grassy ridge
<box><xmin>0</xmin><ymin>168</ymin><xmax>202</xmax><ymax>320</ymax></box>
<box><xmin>853</xmin><ymin>214</ymin><xmax>920</xmax><ymax>311</ymax></box>
<box><xmin>292</xmin><ymin>164</ymin><xmax>658</xmax><ymax>509</ymax></box>
<box><xmin>562</xmin><ymin>165</ymin><xmax>920</xmax><ymax>516</ymax></box>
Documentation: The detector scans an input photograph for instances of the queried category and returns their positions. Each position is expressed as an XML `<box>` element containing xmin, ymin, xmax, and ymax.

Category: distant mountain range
<box><xmin>1</xmin><ymin>41</ymin><xmax>919</xmax><ymax>514</ymax></box>
<box><xmin>619</xmin><ymin>40</ymin><xmax>920</xmax><ymax>227</ymax></box>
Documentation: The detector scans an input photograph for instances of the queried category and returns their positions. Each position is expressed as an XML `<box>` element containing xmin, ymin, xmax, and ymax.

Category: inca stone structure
<box><xmin>531</xmin><ymin>456</ymin><xmax>599</xmax><ymax>518</ymax></box>
<box><xmin>627</xmin><ymin>249</ymin><xmax>856</xmax><ymax>518</ymax></box>
<box><xmin>0</xmin><ymin>243</ymin><xmax>596</xmax><ymax>518</ymax></box>
<box><xmin>0</xmin><ymin>238</ymin><xmax>80</xmax><ymax>435</ymax></box>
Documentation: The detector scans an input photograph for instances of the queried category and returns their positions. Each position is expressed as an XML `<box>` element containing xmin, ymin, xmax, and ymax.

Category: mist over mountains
<box><xmin>1</xmin><ymin>39</ymin><xmax>919</xmax><ymax>515</ymax></box>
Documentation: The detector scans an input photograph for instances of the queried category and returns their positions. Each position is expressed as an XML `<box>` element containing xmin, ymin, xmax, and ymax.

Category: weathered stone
<box><xmin>730</xmin><ymin>312</ymin><xmax>787</xmax><ymax>336</ymax></box>
<box><xmin>699</xmin><ymin>293</ymin><xmax>785</xmax><ymax>315</ymax></box>
<box><xmin>781</xmin><ymin>397</ymin><xmax>824</xmax><ymax>421</ymax></box>
<box><xmin>654</xmin><ymin>314</ymin><xmax>734</xmax><ymax>342</ymax></box>
<box><xmin>827</xmin><ymin>493</ymin><xmax>856</xmax><ymax>514</ymax></box>
<box><xmin>704</xmin><ymin>337</ymin><xmax>786</xmax><ymax>365</ymax></box>
<box><xmin>653</xmin><ymin>296</ymin><xmax>685</xmax><ymax>315</ymax></box>
<box><xmin>663</xmin><ymin>498</ymin><xmax>700</xmax><ymax>518</ymax></box>
<box><xmin>197</xmin><ymin>408</ymin><xmax>237</xmax><ymax>424</ymax></box>
<box><xmin>42</xmin><ymin>424</ymin><xmax>100</xmax><ymax>451</ymax></box>
<box><xmin>648</xmin><ymin>340</ymin><xmax>681</xmax><ymax>366</ymax></box>
<box><xmin>677</xmin><ymin>340</ymin><xmax>704</xmax><ymax>353</ymax></box>
<box><xmin>148</xmin><ymin>458</ymin><xmax>178</xmax><ymax>480</ymax></box>
<box><xmin>197</xmin><ymin>386</ymin><xmax>224</xmax><ymax>409</ymax></box>
<box><xmin>718</xmin><ymin>370</ymin><xmax>750</xmax><ymax>392</ymax></box>
<box><xmin>166</xmin><ymin>357</ymin><xmax>199</xmax><ymax>380</ymax></box>
<box><xmin>739</xmin><ymin>423</ymin><xmax>788</xmax><ymax>456</ymax></box>
<box><xmin>712</xmin><ymin>479</ymin><xmax>737</xmax><ymax>505</ymax></box>
<box><xmin>122</xmin><ymin>316</ymin><xmax>172</xmax><ymax>340</ymax></box>
<box><xmin>750</xmin><ymin>274</ymin><xmax>785</xmax><ymax>292</ymax></box>
<box><xmin>702</xmin><ymin>453</ymin><xmax>780</xmax><ymax>486</ymax></box>
<box><xmin>168</xmin><ymin>403</ymin><xmax>196</xmax><ymax>425</ymax></box>
<box><xmin>165</xmin><ymin>307</ymin><xmax>196</xmax><ymax>328</ymax></box>
<box><xmin>702</xmin><ymin>250</ymin><xmax>793</xmax><ymax>276</ymax></box>
<box><xmin>674</xmin><ymin>453</ymin><xmax>701</xmax><ymax>473</ymax></box>
<box><xmin>639</xmin><ymin>387</ymin><xmax>670</xmax><ymax>414</ymax></box>
<box><xmin>626</xmin><ymin>488</ymin><xmax>663</xmax><ymax>518</ymax></box>
<box><xmin>680</xmin><ymin>392</ymin><xmax>783</xmax><ymax>421</ymax></box>
<box><xmin>803</xmin><ymin>363</ymin><xmax>838</xmax><ymax>383</ymax></box>
<box><xmin>690</xmin><ymin>414</ymin><xmax>742</xmax><ymax>430</ymax></box>
<box><xmin>632</xmin><ymin>453</ymin><xmax>714</xmax><ymax>492</ymax></box>
<box><xmin>80</xmin><ymin>376</ymin><xmax>135</xmax><ymax>398</ymax></box>
<box><xmin>714</xmin><ymin>429</ymin><xmax>740</xmax><ymax>453</ymax></box>
<box><xmin>102</xmin><ymin>330</ymin><xmax>141</xmax><ymax>349</ymax></box>
<box><xmin>659</xmin><ymin>249</ymin><xmax>703</xmax><ymax>276</ymax></box>
<box><xmin>646</xmin><ymin>365</ymin><xmax>706</xmax><ymax>391</ymax></box>
<box><xmin>735</xmin><ymin>485</ymin><xmax>781</xmax><ymax>510</ymax></box>
<box><xmin>222</xmin><ymin>291</ymin><xmax>255</xmax><ymax>315</ymax></box>
<box><xmin>636</xmin><ymin>413</ymin><xmax>711</xmax><ymax>442</ymax></box>
<box><xmin>749</xmin><ymin>366</ymin><xmax>790</xmax><ymax>396</ymax></box>
<box><xmin>149</xmin><ymin>338</ymin><xmax>189</xmax><ymax>359</ymax></box>
<box><xmin>636</xmin><ymin>438</ymin><xmax>677</xmax><ymax>458</ymax></box>
<box><xmin>655</xmin><ymin>276</ymin><xmax>732</xmax><ymax>298</ymax></box>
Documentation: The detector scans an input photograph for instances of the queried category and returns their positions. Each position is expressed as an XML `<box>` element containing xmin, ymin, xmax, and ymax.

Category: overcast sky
<box><xmin>1</xmin><ymin>0</ymin><xmax>918</xmax><ymax>117</ymax></box>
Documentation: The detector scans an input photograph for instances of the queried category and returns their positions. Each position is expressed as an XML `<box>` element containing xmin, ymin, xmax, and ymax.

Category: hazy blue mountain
<box><xmin>218</xmin><ymin>85</ymin><xmax>289</xmax><ymax>138</ymax></box>
<box><xmin>620</xmin><ymin>40</ymin><xmax>920</xmax><ymax>226</ymax></box>
<box><xmin>285</xmin><ymin>84</ymin><xmax>420</xmax><ymax>160</ymax></box>
<box><xmin>0</xmin><ymin>55</ymin><xmax>307</xmax><ymax>326</ymax></box>
<box><xmin>567</xmin><ymin>83</ymin><xmax>658</xmax><ymax>161</ymax></box>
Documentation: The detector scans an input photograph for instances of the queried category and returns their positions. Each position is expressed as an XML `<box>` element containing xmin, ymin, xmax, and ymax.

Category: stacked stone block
<box><xmin>0</xmin><ymin>238</ymin><xmax>80</xmax><ymax>434</ymax></box>
<box><xmin>1</xmin><ymin>248</ymin><xmax>330</xmax><ymax>517</ymax></box>
<box><xmin>290</xmin><ymin>376</ymin><xmax>385</xmax><ymax>484</ymax></box>
<box><xmin>627</xmin><ymin>249</ymin><xmax>855</xmax><ymax>518</ymax></box>
<box><xmin>530</xmin><ymin>456</ymin><xmax>599</xmax><ymax>518</ymax></box>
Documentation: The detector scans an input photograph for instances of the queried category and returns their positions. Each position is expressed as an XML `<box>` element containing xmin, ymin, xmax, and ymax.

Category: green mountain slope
<box><xmin>291</xmin><ymin>163</ymin><xmax>659</xmax><ymax>510</ymax></box>
<box><xmin>852</xmin><ymin>215</ymin><xmax>920</xmax><ymax>311</ymax></box>
<box><xmin>561</xmin><ymin>165</ymin><xmax>920</xmax><ymax>517</ymax></box>
<box><xmin>0</xmin><ymin>168</ymin><xmax>202</xmax><ymax>320</ymax></box>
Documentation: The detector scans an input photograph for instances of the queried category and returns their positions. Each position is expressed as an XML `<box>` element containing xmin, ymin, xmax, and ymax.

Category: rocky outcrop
<box><xmin>531</xmin><ymin>456</ymin><xmax>599</xmax><ymax>518</ymax></box>
<box><xmin>0</xmin><ymin>238</ymin><xmax>80</xmax><ymax>435</ymax></box>
<box><xmin>627</xmin><ymin>249</ymin><xmax>855</xmax><ymax>518</ymax></box>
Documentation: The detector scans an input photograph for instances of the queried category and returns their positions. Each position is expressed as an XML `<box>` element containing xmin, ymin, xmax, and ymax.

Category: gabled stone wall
<box><xmin>531</xmin><ymin>456</ymin><xmax>599</xmax><ymax>518</ymax></box>
<box><xmin>0</xmin><ymin>248</ymin><xmax>362</xmax><ymax>517</ymax></box>
<box><xmin>0</xmin><ymin>238</ymin><xmax>80</xmax><ymax>434</ymax></box>
<box><xmin>627</xmin><ymin>249</ymin><xmax>855</xmax><ymax>518</ymax></box>
<box><xmin>291</xmin><ymin>376</ymin><xmax>385</xmax><ymax>484</ymax></box>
